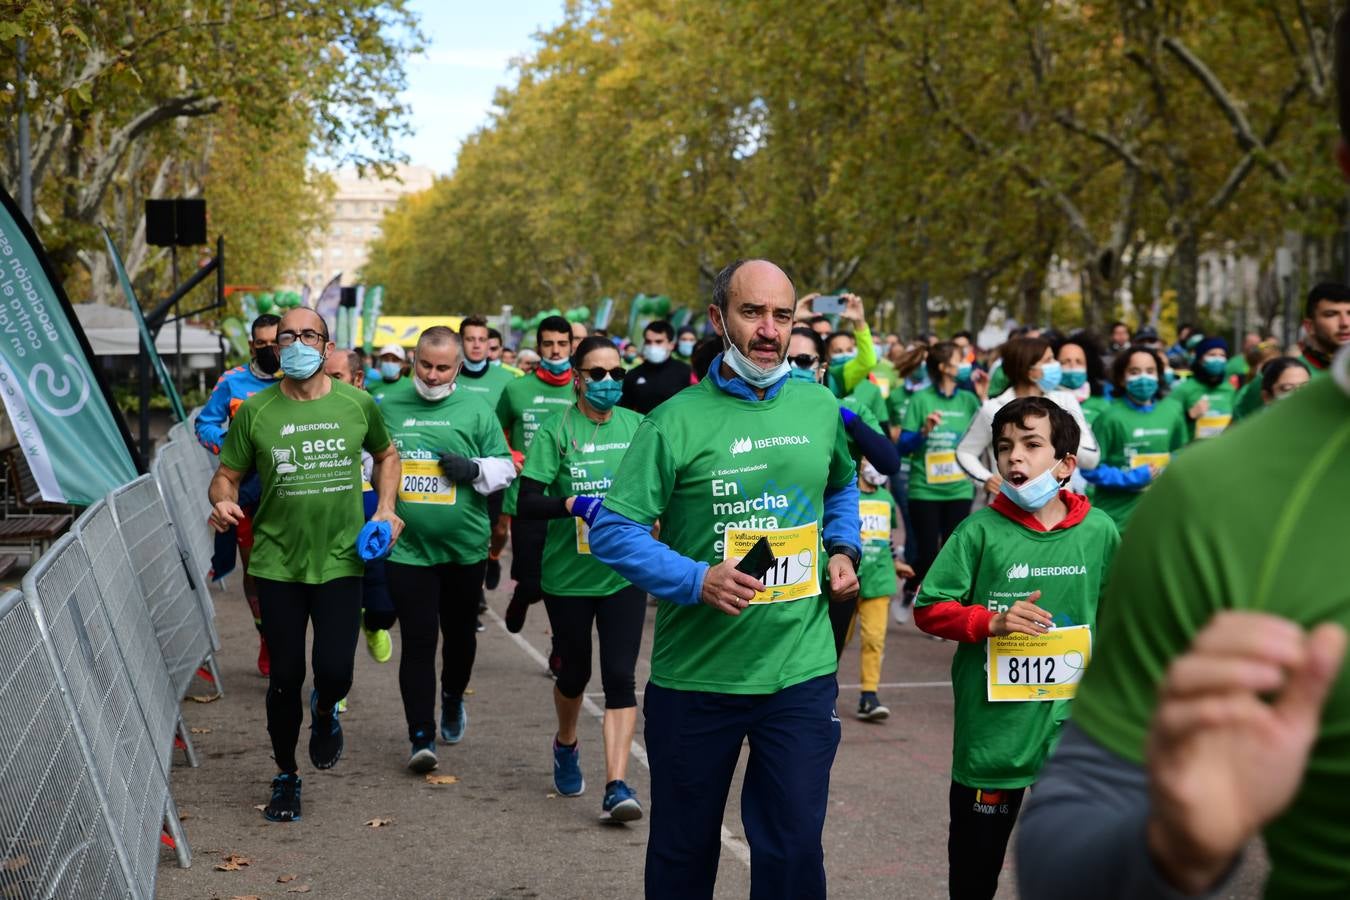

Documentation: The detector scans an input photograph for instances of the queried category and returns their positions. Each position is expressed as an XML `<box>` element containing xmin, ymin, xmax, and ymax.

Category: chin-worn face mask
<box><xmin>462</xmin><ymin>356</ymin><xmax>488</xmax><ymax>373</ymax></box>
<box><xmin>413</xmin><ymin>373</ymin><xmax>454</xmax><ymax>401</ymax></box>
<box><xmin>722</xmin><ymin>338</ymin><xmax>789</xmax><ymax>388</ymax></box>
<box><xmin>999</xmin><ymin>463</ymin><xmax>1065</xmax><ymax>512</ymax></box>
<box><xmin>540</xmin><ymin>356</ymin><xmax>571</xmax><ymax>376</ymax></box>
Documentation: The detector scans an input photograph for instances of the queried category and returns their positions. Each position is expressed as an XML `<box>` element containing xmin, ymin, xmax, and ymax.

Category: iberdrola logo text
<box><xmin>1007</xmin><ymin>562</ymin><xmax>1087</xmax><ymax>580</ymax></box>
<box><xmin>729</xmin><ymin>434</ymin><xmax>812</xmax><ymax>457</ymax></box>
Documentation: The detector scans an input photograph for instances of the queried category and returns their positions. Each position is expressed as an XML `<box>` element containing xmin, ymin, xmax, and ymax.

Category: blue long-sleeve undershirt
<box><xmin>1079</xmin><ymin>464</ymin><xmax>1152</xmax><ymax>490</ymax></box>
<box><xmin>842</xmin><ymin>409</ymin><xmax>901</xmax><ymax>475</ymax></box>
<box><xmin>897</xmin><ymin>429</ymin><xmax>925</xmax><ymax>455</ymax></box>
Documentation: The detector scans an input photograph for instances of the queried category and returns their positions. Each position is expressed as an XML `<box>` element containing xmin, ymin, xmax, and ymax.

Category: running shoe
<box><xmin>441</xmin><ymin>696</ymin><xmax>467</xmax><ymax>744</ymax></box>
<box><xmin>408</xmin><ymin>730</ymin><xmax>438</xmax><ymax>773</ymax></box>
<box><xmin>891</xmin><ymin>596</ymin><xmax>912</xmax><ymax>625</ymax></box>
<box><xmin>309</xmin><ymin>690</ymin><xmax>344</xmax><ymax>769</ymax></box>
<box><xmin>553</xmin><ymin>737</ymin><xmax>584</xmax><ymax>796</ymax></box>
<box><xmin>504</xmin><ymin>591</ymin><xmax>530</xmax><ymax>633</ymax></box>
<box><xmin>336</xmin><ymin>696</ymin><xmax>348</xmax><ymax>714</ymax></box>
<box><xmin>856</xmin><ymin>692</ymin><xmax>890</xmax><ymax>721</ymax></box>
<box><xmin>484</xmin><ymin>557</ymin><xmax>501</xmax><ymax>590</ymax></box>
<box><xmin>263</xmin><ymin>773</ymin><xmax>302</xmax><ymax>822</ymax></box>
<box><xmin>601</xmin><ymin>780</ymin><xmax>642</xmax><ymax>822</ymax></box>
<box><xmin>365</xmin><ymin>627</ymin><xmax>392</xmax><ymax>663</ymax></box>
<box><xmin>257</xmin><ymin>635</ymin><xmax>270</xmax><ymax>678</ymax></box>
<box><xmin>476</xmin><ymin>617</ymin><xmax>486</xmax><ymax>633</ymax></box>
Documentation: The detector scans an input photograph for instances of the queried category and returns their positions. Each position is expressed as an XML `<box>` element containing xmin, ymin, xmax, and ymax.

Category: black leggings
<box><xmin>909</xmin><ymin>498</ymin><xmax>972</xmax><ymax>591</ymax></box>
<box><xmin>510</xmin><ymin>516</ymin><xmax>548</xmax><ymax>603</ymax></box>
<box><xmin>542</xmin><ymin>586</ymin><xmax>646</xmax><ymax>709</ymax></box>
<box><xmin>386</xmin><ymin>559</ymin><xmax>488</xmax><ymax>741</ymax></box>
<box><xmin>362</xmin><ymin>558</ymin><xmax>396</xmax><ymax>631</ymax></box>
<box><xmin>947</xmin><ymin>781</ymin><xmax>1027</xmax><ymax>900</ymax></box>
<box><xmin>255</xmin><ymin>576</ymin><xmax>363</xmax><ymax>774</ymax></box>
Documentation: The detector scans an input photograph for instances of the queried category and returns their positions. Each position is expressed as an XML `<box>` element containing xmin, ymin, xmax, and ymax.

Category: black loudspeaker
<box><xmin>145</xmin><ymin>200</ymin><xmax>176</xmax><ymax>247</ymax></box>
<box><xmin>144</xmin><ymin>198</ymin><xmax>208</xmax><ymax>247</ymax></box>
<box><xmin>175</xmin><ymin>199</ymin><xmax>206</xmax><ymax>245</ymax></box>
<box><xmin>340</xmin><ymin>286</ymin><xmax>359</xmax><ymax>308</ymax></box>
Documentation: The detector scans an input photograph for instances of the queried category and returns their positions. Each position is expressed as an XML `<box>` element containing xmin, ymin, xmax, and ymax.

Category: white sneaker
<box><xmin>891</xmin><ymin>596</ymin><xmax>912</xmax><ymax>625</ymax></box>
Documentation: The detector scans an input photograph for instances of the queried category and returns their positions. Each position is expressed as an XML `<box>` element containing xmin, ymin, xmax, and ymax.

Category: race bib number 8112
<box><xmin>987</xmin><ymin>625</ymin><xmax>1091</xmax><ymax>702</ymax></box>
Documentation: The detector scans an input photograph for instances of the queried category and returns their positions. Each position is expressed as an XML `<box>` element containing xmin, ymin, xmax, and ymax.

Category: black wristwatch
<box><xmin>827</xmin><ymin>543</ymin><xmax>860</xmax><ymax>571</ymax></box>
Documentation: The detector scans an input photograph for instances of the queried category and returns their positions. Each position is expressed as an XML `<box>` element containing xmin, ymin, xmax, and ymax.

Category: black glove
<box><xmin>438</xmin><ymin>452</ymin><xmax>480</xmax><ymax>483</ymax></box>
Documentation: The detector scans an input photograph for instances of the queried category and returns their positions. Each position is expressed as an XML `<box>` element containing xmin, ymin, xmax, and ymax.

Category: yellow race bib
<box><xmin>575</xmin><ymin>517</ymin><xmax>591</xmax><ymax>555</ymax></box>
<box><xmin>859</xmin><ymin>500</ymin><xmax>890</xmax><ymax>542</ymax></box>
<box><xmin>1129</xmin><ymin>451</ymin><xmax>1171</xmax><ymax>472</ymax></box>
<box><xmin>987</xmin><ymin>625</ymin><xmax>1091</xmax><ymax>702</ymax></box>
<box><xmin>1195</xmin><ymin>414</ymin><xmax>1232</xmax><ymax>439</ymax></box>
<box><xmin>398</xmin><ymin>459</ymin><xmax>457</xmax><ymax>505</ymax></box>
<box><xmin>723</xmin><ymin>522</ymin><xmax>821</xmax><ymax>604</ymax></box>
<box><xmin>925</xmin><ymin>450</ymin><xmax>964</xmax><ymax>485</ymax></box>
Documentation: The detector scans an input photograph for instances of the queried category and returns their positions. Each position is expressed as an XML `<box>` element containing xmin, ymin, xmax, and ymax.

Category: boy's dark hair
<box><xmin>992</xmin><ymin>397</ymin><xmax>1080</xmax><ymax>460</ymax></box>
<box><xmin>1305</xmin><ymin>282</ymin><xmax>1350</xmax><ymax>318</ymax></box>
<box><xmin>536</xmin><ymin>315</ymin><xmax>571</xmax><ymax>345</ymax></box>
<box><xmin>460</xmin><ymin>315</ymin><xmax>490</xmax><ymax>336</ymax></box>
<box><xmin>1000</xmin><ymin>336</ymin><xmax>1053</xmax><ymax>387</ymax></box>
<box><xmin>251</xmin><ymin>313</ymin><xmax>281</xmax><ymax>339</ymax></box>
<box><xmin>487</xmin><ymin>327</ymin><xmax>503</xmax><ymax>342</ymax></box>
<box><xmin>643</xmin><ymin>319</ymin><xmax>675</xmax><ymax>341</ymax></box>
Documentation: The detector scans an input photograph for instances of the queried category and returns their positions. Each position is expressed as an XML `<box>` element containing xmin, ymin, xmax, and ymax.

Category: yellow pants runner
<box><xmin>844</xmin><ymin>596</ymin><xmax>889</xmax><ymax>693</ymax></box>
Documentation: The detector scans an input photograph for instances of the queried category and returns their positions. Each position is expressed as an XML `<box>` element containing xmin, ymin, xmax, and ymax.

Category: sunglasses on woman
<box><xmin>788</xmin><ymin>354</ymin><xmax>819</xmax><ymax>370</ymax></box>
<box><xmin>583</xmin><ymin>366</ymin><xmax>628</xmax><ymax>382</ymax></box>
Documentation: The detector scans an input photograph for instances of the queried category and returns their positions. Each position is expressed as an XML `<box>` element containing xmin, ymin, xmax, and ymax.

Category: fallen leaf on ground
<box><xmin>190</xmin><ymin>727</ymin><xmax>212</xmax><ymax>734</ymax></box>
<box><xmin>3</xmin><ymin>854</ymin><xmax>28</xmax><ymax>872</ymax></box>
<box><xmin>287</xmin><ymin>886</ymin><xmax>312</xmax><ymax>894</ymax></box>
<box><xmin>364</xmin><ymin>817</ymin><xmax>393</xmax><ymax>828</ymax></box>
<box><xmin>188</xmin><ymin>694</ymin><xmax>220</xmax><ymax>704</ymax></box>
<box><xmin>252</xmin><ymin>805</ymin><xmax>266</xmax><ymax>812</ymax></box>
<box><xmin>424</xmin><ymin>774</ymin><xmax>459</xmax><ymax>785</ymax></box>
<box><xmin>214</xmin><ymin>853</ymin><xmax>251</xmax><ymax>872</ymax></box>
<box><xmin>546</xmin><ymin>793</ymin><xmax>557</xmax><ymax>799</ymax></box>
<box><xmin>277</xmin><ymin>874</ymin><xmax>297</xmax><ymax>883</ymax></box>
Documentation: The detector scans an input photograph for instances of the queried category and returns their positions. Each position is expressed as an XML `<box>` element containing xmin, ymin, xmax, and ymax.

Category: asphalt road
<box><xmin>155</xmin><ymin>561</ymin><xmax>1267</xmax><ymax>899</ymax></box>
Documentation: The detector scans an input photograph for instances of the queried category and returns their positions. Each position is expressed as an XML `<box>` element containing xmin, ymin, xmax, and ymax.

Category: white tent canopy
<box><xmin>72</xmin><ymin>302</ymin><xmax>223</xmax><ymax>361</ymax></box>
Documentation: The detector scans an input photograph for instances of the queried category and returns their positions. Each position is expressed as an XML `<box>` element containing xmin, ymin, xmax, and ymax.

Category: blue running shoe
<box><xmin>441</xmin><ymin>696</ymin><xmax>467</xmax><ymax>744</ymax></box>
<box><xmin>601</xmin><ymin>779</ymin><xmax>642</xmax><ymax>822</ymax></box>
<box><xmin>309</xmin><ymin>690</ymin><xmax>343</xmax><ymax>770</ymax></box>
<box><xmin>553</xmin><ymin>737</ymin><xmax>584</xmax><ymax>796</ymax></box>
<box><xmin>263</xmin><ymin>773</ymin><xmax>302</xmax><ymax>822</ymax></box>
<box><xmin>408</xmin><ymin>729</ymin><xmax>438</xmax><ymax>773</ymax></box>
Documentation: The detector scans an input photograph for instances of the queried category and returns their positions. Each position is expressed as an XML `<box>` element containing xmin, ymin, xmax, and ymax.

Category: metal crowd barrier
<box><xmin>23</xmin><ymin>535</ymin><xmax>175</xmax><ymax>895</ymax></box>
<box><xmin>0</xmin><ymin>589</ymin><xmax>131</xmax><ymax>899</ymax></box>
<box><xmin>1</xmin><ymin>407</ymin><xmax>226</xmax><ymax>896</ymax></box>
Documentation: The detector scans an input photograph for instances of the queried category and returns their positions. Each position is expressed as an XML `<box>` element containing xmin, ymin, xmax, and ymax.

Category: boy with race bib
<box><xmin>914</xmin><ymin>397</ymin><xmax>1119</xmax><ymax>899</ymax></box>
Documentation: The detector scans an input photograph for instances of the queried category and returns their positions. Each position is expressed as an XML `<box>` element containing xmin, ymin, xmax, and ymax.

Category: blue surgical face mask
<box><xmin>490</xmin><ymin>358</ymin><xmax>502</xmax><ymax>367</ymax></box>
<box><xmin>1036</xmin><ymin>360</ymin><xmax>1063</xmax><ymax>392</ymax></box>
<box><xmin>831</xmin><ymin>350</ymin><xmax>858</xmax><ymax>365</ymax></box>
<box><xmin>282</xmin><ymin>343</ymin><xmax>325</xmax><ymax>381</ymax></box>
<box><xmin>677</xmin><ymin>339</ymin><xmax>696</xmax><ymax>357</ymax></box>
<box><xmin>583</xmin><ymin>377</ymin><xmax>623</xmax><ymax>411</ymax></box>
<box><xmin>999</xmin><ymin>463</ymin><xmax>1064</xmax><ymax>512</ymax></box>
<box><xmin>722</xmin><ymin>339</ymin><xmax>790</xmax><ymax>388</ymax></box>
<box><xmin>462</xmin><ymin>356</ymin><xmax>488</xmax><ymax>373</ymax></box>
<box><xmin>540</xmin><ymin>356</ymin><xmax>571</xmax><ymax>376</ymax></box>
<box><xmin>956</xmin><ymin>363</ymin><xmax>973</xmax><ymax>382</ymax></box>
<box><xmin>788</xmin><ymin>364</ymin><xmax>818</xmax><ymax>383</ymax></box>
<box><xmin>1200</xmin><ymin>356</ymin><xmax>1227</xmax><ymax>377</ymax></box>
<box><xmin>379</xmin><ymin>360</ymin><xmax>402</xmax><ymax>381</ymax></box>
<box><xmin>1060</xmin><ymin>368</ymin><xmax>1088</xmax><ymax>390</ymax></box>
<box><xmin>364</xmin><ymin>366</ymin><xmax>381</xmax><ymax>385</ymax></box>
<box><xmin>643</xmin><ymin>344</ymin><xmax>670</xmax><ymax>365</ymax></box>
<box><xmin>1125</xmin><ymin>374</ymin><xmax>1158</xmax><ymax>403</ymax></box>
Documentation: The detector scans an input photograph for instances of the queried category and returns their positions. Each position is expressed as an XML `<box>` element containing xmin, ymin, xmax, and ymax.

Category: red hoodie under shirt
<box><xmin>912</xmin><ymin>490</ymin><xmax>1093</xmax><ymax>643</ymax></box>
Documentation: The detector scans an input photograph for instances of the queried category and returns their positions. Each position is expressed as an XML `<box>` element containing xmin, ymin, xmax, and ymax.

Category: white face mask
<box><xmin>643</xmin><ymin>343</ymin><xmax>670</xmax><ymax>365</ymax></box>
<box><xmin>413</xmin><ymin>372</ymin><xmax>455</xmax><ymax>401</ymax></box>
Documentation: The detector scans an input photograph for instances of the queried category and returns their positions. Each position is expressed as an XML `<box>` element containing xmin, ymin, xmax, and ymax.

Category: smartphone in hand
<box><xmin>813</xmin><ymin>294</ymin><xmax>847</xmax><ymax>315</ymax></box>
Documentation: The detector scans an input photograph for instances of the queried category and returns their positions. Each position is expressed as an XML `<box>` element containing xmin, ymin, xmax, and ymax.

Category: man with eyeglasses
<box><xmin>496</xmin><ymin>315</ymin><xmax>578</xmax><ymax>634</ymax></box>
<box><xmin>590</xmin><ymin>259</ymin><xmax>862</xmax><ymax>899</ymax></box>
<box><xmin>619</xmin><ymin>319</ymin><xmax>693</xmax><ymax>415</ymax></box>
<box><xmin>208</xmin><ymin>307</ymin><xmax>404</xmax><ymax>824</ymax></box>
<box><xmin>196</xmin><ymin>312</ymin><xmax>282</xmax><ymax>677</ymax></box>
<box><xmin>377</xmin><ymin>326</ymin><xmax>515</xmax><ymax>770</ymax></box>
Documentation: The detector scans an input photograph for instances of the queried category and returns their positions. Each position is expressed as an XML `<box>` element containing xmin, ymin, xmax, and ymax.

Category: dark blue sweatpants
<box><xmin>643</xmin><ymin>673</ymin><xmax>841</xmax><ymax>900</ymax></box>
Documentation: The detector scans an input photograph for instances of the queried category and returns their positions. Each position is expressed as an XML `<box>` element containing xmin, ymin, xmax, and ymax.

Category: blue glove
<box><xmin>838</xmin><ymin>406</ymin><xmax>859</xmax><ymax>428</ymax></box>
<box><xmin>357</xmin><ymin>520</ymin><xmax>393</xmax><ymax>561</ymax></box>
<box><xmin>571</xmin><ymin>496</ymin><xmax>604</xmax><ymax>526</ymax></box>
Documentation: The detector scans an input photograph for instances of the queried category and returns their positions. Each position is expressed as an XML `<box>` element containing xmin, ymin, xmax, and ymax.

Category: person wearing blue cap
<box><xmin>1170</xmin><ymin>336</ymin><xmax>1237</xmax><ymax>442</ymax></box>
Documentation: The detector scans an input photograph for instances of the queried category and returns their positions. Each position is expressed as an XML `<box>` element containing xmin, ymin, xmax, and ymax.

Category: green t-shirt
<box><xmin>915</xmin><ymin>505</ymin><xmax>1120</xmax><ymax>788</ymax></box>
<box><xmin>456</xmin><ymin>364</ymin><xmax>519</xmax><ymax>412</ymax></box>
<box><xmin>857</xmin><ymin>487</ymin><xmax>898</xmax><ymax>599</ymax></box>
<box><xmin>1080</xmin><ymin>394</ymin><xmax>1112</xmax><ymax>429</ymax></box>
<box><xmin>521</xmin><ymin>403</ymin><xmax>643</xmax><ymax>597</ymax></box>
<box><xmin>988</xmin><ymin>363</ymin><xmax>1009</xmax><ymax>398</ymax></box>
<box><xmin>1090</xmin><ymin>400</ymin><xmax>1187</xmax><ymax>533</ymax></box>
<box><xmin>1232</xmin><ymin>376</ymin><xmax>1264</xmax><ymax>421</ymax></box>
<box><xmin>220</xmin><ymin>381</ymin><xmax>391</xmax><ymax>584</ymax></box>
<box><xmin>1071</xmin><ymin>375</ymin><xmax>1350</xmax><ymax>898</ymax></box>
<box><xmin>378</xmin><ymin>381</ymin><xmax>511</xmax><ymax>567</ymax></box>
<box><xmin>368</xmin><ymin>376</ymin><xmax>401</xmax><ymax>399</ymax></box>
<box><xmin>603</xmin><ymin>377</ymin><xmax>856</xmax><ymax>694</ymax></box>
<box><xmin>1224</xmin><ymin>354</ymin><xmax>1250</xmax><ymax>380</ymax></box>
<box><xmin>869</xmin><ymin>361</ymin><xmax>900</xmax><ymax>413</ymax></box>
<box><xmin>901</xmin><ymin>387</ymin><xmax>980</xmax><ymax>501</ymax></box>
<box><xmin>848</xmin><ymin>378</ymin><xmax>890</xmax><ymax>431</ymax></box>
<box><xmin>1170</xmin><ymin>377</ymin><xmax>1237</xmax><ymax>442</ymax></box>
<box><xmin>496</xmin><ymin>374</ymin><xmax>576</xmax><ymax>514</ymax></box>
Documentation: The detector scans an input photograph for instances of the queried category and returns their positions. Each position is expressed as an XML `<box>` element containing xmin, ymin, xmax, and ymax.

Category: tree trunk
<box><xmin>1171</xmin><ymin>231</ymin><xmax>1200</xmax><ymax>328</ymax></box>
<box><xmin>1082</xmin><ymin>261</ymin><xmax>1115</xmax><ymax>332</ymax></box>
<box><xmin>965</xmin><ymin>272</ymin><xmax>991</xmax><ymax>335</ymax></box>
